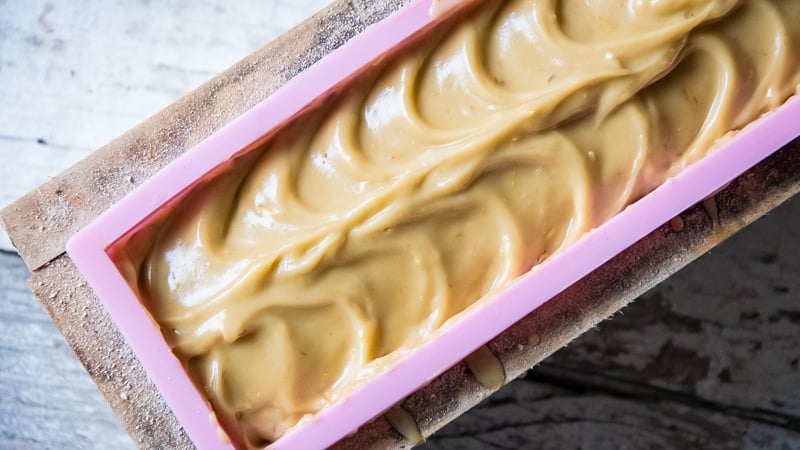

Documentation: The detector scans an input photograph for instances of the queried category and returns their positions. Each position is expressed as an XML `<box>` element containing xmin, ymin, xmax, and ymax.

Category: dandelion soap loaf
<box><xmin>115</xmin><ymin>0</ymin><xmax>800</xmax><ymax>447</ymax></box>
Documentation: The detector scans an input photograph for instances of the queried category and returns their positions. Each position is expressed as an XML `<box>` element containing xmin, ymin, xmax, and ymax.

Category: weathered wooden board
<box><xmin>421</xmin><ymin>374</ymin><xmax>800</xmax><ymax>450</ymax></box>
<box><xmin>0</xmin><ymin>0</ymin><xmax>331</xmax><ymax>253</ymax></box>
<box><xmin>545</xmin><ymin>193</ymin><xmax>800</xmax><ymax>421</ymax></box>
<box><xmin>0</xmin><ymin>251</ymin><xmax>134</xmax><ymax>449</ymax></box>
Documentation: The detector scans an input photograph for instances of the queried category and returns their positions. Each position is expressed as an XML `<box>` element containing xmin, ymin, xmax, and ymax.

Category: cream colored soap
<box><xmin>124</xmin><ymin>0</ymin><xmax>800</xmax><ymax>446</ymax></box>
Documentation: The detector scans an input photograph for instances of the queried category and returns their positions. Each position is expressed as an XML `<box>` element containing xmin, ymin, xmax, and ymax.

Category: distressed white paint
<box><xmin>0</xmin><ymin>0</ymin><xmax>331</xmax><ymax>252</ymax></box>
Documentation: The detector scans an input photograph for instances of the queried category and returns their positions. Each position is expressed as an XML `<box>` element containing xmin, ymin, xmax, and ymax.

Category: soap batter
<box><xmin>124</xmin><ymin>0</ymin><xmax>800</xmax><ymax>446</ymax></box>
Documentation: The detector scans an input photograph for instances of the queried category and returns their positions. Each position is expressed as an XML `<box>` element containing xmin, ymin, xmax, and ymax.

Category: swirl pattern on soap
<box><xmin>126</xmin><ymin>0</ymin><xmax>800</xmax><ymax>445</ymax></box>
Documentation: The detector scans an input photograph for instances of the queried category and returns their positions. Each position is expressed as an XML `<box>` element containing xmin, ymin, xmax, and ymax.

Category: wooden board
<box><xmin>0</xmin><ymin>0</ymin><xmax>331</xmax><ymax>253</ymax></box>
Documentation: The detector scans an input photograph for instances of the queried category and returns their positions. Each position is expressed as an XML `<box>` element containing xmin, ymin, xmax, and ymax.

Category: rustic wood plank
<box><xmin>0</xmin><ymin>0</ymin><xmax>332</xmax><ymax>253</ymax></box>
<box><xmin>0</xmin><ymin>251</ymin><xmax>134</xmax><ymax>450</ymax></box>
<box><xmin>420</xmin><ymin>377</ymin><xmax>800</xmax><ymax>450</ymax></box>
<box><xmin>546</xmin><ymin>194</ymin><xmax>800</xmax><ymax>420</ymax></box>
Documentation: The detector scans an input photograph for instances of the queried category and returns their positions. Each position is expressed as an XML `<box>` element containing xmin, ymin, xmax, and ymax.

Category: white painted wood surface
<box><xmin>0</xmin><ymin>0</ymin><xmax>331</xmax><ymax>252</ymax></box>
<box><xmin>2</xmin><ymin>1</ymin><xmax>800</xmax><ymax>449</ymax></box>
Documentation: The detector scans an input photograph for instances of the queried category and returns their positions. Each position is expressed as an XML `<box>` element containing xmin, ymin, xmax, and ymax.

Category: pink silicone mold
<box><xmin>66</xmin><ymin>1</ymin><xmax>800</xmax><ymax>449</ymax></box>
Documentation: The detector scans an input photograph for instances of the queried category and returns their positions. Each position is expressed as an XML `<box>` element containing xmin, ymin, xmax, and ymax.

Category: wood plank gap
<box><xmin>529</xmin><ymin>363</ymin><xmax>800</xmax><ymax>430</ymax></box>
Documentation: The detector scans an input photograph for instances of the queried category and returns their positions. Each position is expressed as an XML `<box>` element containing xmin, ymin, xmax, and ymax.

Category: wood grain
<box><xmin>421</xmin><ymin>376</ymin><xmax>800</xmax><ymax>450</ymax></box>
<box><xmin>0</xmin><ymin>0</ymin><xmax>332</xmax><ymax>253</ymax></box>
<box><xmin>545</xmin><ymin>193</ymin><xmax>800</xmax><ymax>419</ymax></box>
<box><xmin>0</xmin><ymin>251</ymin><xmax>134</xmax><ymax>450</ymax></box>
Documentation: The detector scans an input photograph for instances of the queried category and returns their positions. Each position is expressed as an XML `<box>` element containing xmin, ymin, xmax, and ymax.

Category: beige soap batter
<box><xmin>123</xmin><ymin>0</ymin><xmax>800</xmax><ymax>446</ymax></box>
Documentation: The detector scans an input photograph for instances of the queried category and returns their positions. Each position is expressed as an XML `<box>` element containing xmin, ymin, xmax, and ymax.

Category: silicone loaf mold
<box><xmin>67</xmin><ymin>0</ymin><xmax>800</xmax><ymax>448</ymax></box>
